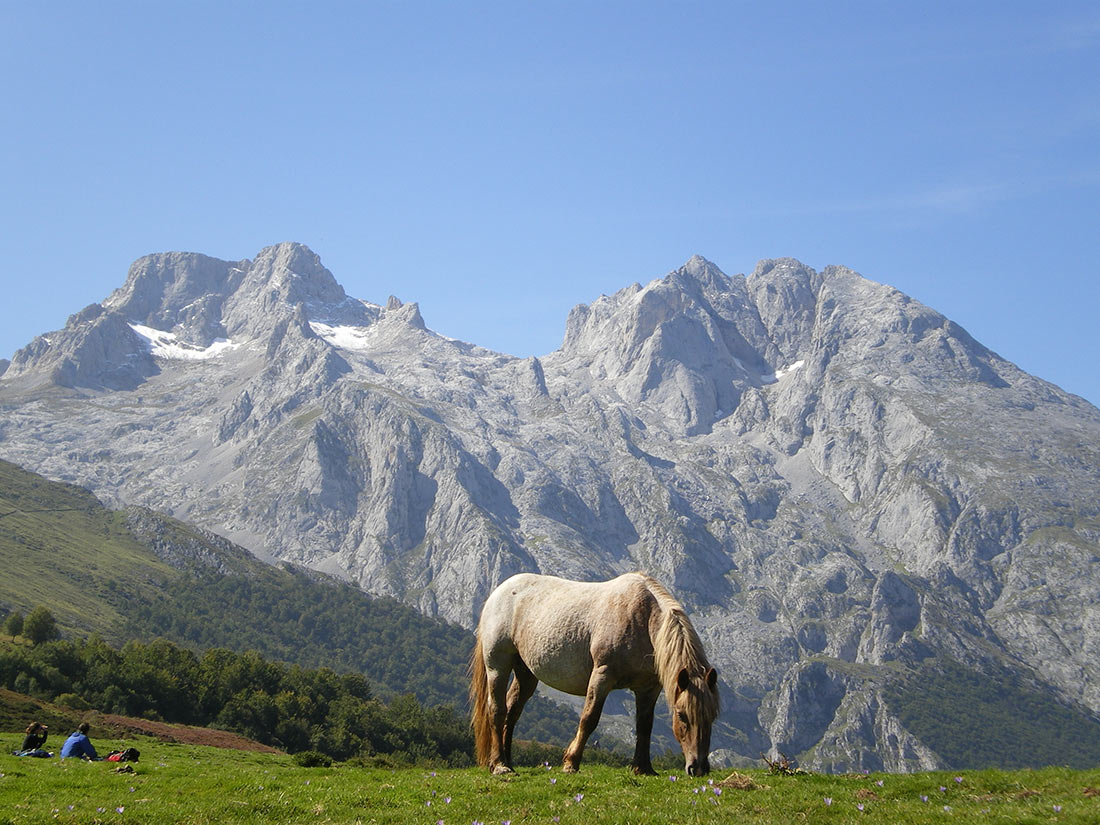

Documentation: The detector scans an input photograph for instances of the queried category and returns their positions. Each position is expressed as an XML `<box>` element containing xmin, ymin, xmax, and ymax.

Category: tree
<box><xmin>3</xmin><ymin>610</ymin><xmax>24</xmax><ymax>639</ymax></box>
<box><xmin>22</xmin><ymin>606</ymin><xmax>60</xmax><ymax>645</ymax></box>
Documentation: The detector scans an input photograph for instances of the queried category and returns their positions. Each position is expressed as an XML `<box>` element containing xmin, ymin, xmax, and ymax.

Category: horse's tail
<box><xmin>469</xmin><ymin>630</ymin><xmax>492</xmax><ymax>767</ymax></box>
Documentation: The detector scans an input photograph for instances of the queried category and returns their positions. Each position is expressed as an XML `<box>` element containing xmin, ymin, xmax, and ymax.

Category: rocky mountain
<box><xmin>2</xmin><ymin>242</ymin><xmax>1099</xmax><ymax>771</ymax></box>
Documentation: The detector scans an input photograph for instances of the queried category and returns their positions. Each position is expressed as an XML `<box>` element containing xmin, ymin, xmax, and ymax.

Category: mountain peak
<box><xmin>240</xmin><ymin>242</ymin><xmax>347</xmax><ymax>309</ymax></box>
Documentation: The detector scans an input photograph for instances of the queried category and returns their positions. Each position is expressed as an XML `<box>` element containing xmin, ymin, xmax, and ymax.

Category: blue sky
<box><xmin>3</xmin><ymin>1</ymin><xmax>1099</xmax><ymax>407</ymax></box>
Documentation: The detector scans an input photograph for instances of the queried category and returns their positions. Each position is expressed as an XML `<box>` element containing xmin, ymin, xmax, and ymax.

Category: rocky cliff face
<box><xmin>2</xmin><ymin>242</ymin><xmax>1099</xmax><ymax>770</ymax></box>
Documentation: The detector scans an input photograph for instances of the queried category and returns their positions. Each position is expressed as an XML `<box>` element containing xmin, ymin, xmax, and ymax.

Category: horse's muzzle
<box><xmin>686</xmin><ymin>758</ymin><xmax>710</xmax><ymax>777</ymax></box>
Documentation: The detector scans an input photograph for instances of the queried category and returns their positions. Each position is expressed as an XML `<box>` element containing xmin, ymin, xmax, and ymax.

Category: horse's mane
<box><xmin>642</xmin><ymin>575</ymin><xmax>720</xmax><ymax>722</ymax></box>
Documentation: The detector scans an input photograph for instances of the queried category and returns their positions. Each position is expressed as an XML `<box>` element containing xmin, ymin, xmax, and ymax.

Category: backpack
<box><xmin>106</xmin><ymin>747</ymin><xmax>140</xmax><ymax>762</ymax></box>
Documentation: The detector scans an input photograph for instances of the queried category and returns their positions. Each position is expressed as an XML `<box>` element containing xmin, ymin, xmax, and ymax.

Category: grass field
<box><xmin>1</xmin><ymin>736</ymin><xmax>1097</xmax><ymax>825</ymax></box>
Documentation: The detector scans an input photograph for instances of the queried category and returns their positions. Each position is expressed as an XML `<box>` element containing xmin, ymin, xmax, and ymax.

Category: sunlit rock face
<box><xmin>3</xmin><ymin>242</ymin><xmax>1099</xmax><ymax>770</ymax></box>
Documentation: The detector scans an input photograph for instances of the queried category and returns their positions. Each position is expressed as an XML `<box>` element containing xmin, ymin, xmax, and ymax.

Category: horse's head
<box><xmin>671</xmin><ymin>666</ymin><xmax>719</xmax><ymax>777</ymax></box>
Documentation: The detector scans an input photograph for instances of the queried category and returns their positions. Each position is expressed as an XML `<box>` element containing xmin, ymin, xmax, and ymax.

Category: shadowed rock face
<box><xmin>3</xmin><ymin>243</ymin><xmax>1099</xmax><ymax>771</ymax></box>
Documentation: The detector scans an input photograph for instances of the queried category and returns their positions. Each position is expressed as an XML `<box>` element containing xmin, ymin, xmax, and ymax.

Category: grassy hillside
<box><xmin>0</xmin><ymin>459</ymin><xmax>580</xmax><ymax>746</ymax></box>
<box><xmin>0</xmin><ymin>457</ymin><xmax>472</xmax><ymax>705</ymax></box>
<box><xmin>1</xmin><ymin>744</ymin><xmax>1098</xmax><ymax>825</ymax></box>
<box><xmin>0</xmin><ymin>459</ymin><xmax>174</xmax><ymax>636</ymax></box>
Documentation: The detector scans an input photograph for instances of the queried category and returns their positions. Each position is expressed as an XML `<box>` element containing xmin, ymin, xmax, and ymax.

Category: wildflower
<box><xmin>876</xmin><ymin>779</ymin><xmax>884</xmax><ymax>787</ymax></box>
<box><xmin>921</xmin><ymin>795</ymin><xmax>929</xmax><ymax>802</ymax></box>
<box><xmin>444</xmin><ymin>797</ymin><xmax>452</xmax><ymax>804</ymax></box>
<box><xmin>954</xmin><ymin>776</ymin><xmax>963</xmax><ymax>783</ymax></box>
<box><xmin>824</xmin><ymin>797</ymin><xmax>833</xmax><ymax>806</ymax></box>
<box><xmin>712</xmin><ymin>787</ymin><xmax>722</xmax><ymax>796</ymax></box>
<box><xmin>669</xmin><ymin>775</ymin><xmax>677</xmax><ymax>781</ymax></box>
<box><xmin>1054</xmin><ymin>805</ymin><xmax>1063</xmax><ymax>812</ymax></box>
<box><xmin>939</xmin><ymin>786</ymin><xmax>947</xmax><ymax>792</ymax></box>
<box><xmin>857</xmin><ymin>802</ymin><xmax>865</xmax><ymax>811</ymax></box>
<box><xmin>116</xmin><ymin>807</ymin><xmax>124</xmax><ymax>814</ymax></box>
<box><xmin>944</xmin><ymin>805</ymin><xmax>952</xmax><ymax>812</ymax></box>
<box><xmin>550</xmin><ymin>778</ymin><xmax>557</xmax><ymax>785</ymax></box>
<box><xmin>574</xmin><ymin>793</ymin><xmax>584</xmax><ymax>802</ymax></box>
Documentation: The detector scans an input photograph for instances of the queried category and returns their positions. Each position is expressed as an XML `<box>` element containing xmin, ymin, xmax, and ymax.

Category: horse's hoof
<box><xmin>632</xmin><ymin>765</ymin><xmax>657</xmax><ymax>776</ymax></box>
<box><xmin>491</xmin><ymin>764</ymin><xmax>514</xmax><ymax>776</ymax></box>
<box><xmin>562</xmin><ymin>763</ymin><xmax>579</xmax><ymax>774</ymax></box>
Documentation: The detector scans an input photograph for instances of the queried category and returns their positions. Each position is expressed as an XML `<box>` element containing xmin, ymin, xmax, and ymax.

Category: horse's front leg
<box><xmin>631</xmin><ymin>685</ymin><xmax>661</xmax><ymax>775</ymax></box>
<box><xmin>563</xmin><ymin>664</ymin><xmax>613</xmax><ymax>773</ymax></box>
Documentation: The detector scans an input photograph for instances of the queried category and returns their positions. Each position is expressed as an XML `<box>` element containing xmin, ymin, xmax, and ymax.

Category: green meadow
<box><xmin>1</xmin><ymin>738</ymin><xmax>1097</xmax><ymax>825</ymax></box>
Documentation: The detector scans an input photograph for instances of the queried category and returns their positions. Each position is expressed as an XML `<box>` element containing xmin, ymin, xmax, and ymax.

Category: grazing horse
<box><xmin>470</xmin><ymin>572</ymin><xmax>719</xmax><ymax>775</ymax></box>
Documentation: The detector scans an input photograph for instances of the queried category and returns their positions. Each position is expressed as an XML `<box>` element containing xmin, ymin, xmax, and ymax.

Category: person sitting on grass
<box><xmin>60</xmin><ymin>722</ymin><xmax>99</xmax><ymax>760</ymax></box>
<box><xmin>21</xmin><ymin>721</ymin><xmax>48</xmax><ymax>751</ymax></box>
<box><xmin>15</xmin><ymin>721</ymin><xmax>51</xmax><ymax>757</ymax></box>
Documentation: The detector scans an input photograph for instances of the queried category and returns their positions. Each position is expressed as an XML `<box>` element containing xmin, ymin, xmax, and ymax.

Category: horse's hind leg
<box><xmin>485</xmin><ymin>662</ymin><xmax>515</xmax><ymax>774</ymax></box>
<box><xmin>502</xmin><ymin>659</ymin><xmax>538</xmax><ymax>767</ymax></box>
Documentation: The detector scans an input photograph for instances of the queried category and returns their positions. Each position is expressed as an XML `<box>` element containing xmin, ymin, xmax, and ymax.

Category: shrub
<box><xmin>3</xmin><ymin>611</ymin><xmax>24</xmax><ymax>639</ymax></box>
<box><xmin>23</xmin><ymin>607</ymin><xmax>60</xmax><ymax>645</ymax></box>
<box><xmin>292</xmin><ymin>750</ymin><xmax>333</xmax><ymax>768</ymax></box>
<box><xmin>55</xmin><ymin>692</ymin><xmax>92</xmax><ymax>710</ymax></box>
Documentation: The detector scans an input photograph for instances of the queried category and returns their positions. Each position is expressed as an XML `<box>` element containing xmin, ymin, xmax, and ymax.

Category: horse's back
<box><xmin>477</xmin><ymin>572</ymin><xmax>659</xmax><ymax>695</ymax></box>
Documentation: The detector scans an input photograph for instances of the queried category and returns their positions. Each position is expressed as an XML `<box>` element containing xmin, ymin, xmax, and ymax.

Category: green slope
<box><xmin>0</xmin><ymin>458</ymin><xmax>471</xmax><ymax>704</ymax></box>
<box><xmin>0</xmin><ymin>458</ymin><xmax>579</xmax><ymax>744</ymax></box>
<box><xmin>884</xmin><ymin>656</ymin><xmax>1100</xmax><ymax>770</ymax></box>
<box><xmin>0</xmin><ymin>459</ymin><xmax>174</xmax><ymax>636</ymax></box>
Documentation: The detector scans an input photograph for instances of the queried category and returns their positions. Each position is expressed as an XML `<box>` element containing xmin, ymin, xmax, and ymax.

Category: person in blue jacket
<box><xmin>60</xmin><ymin>722</ymin><xmax>99</xmax><ymax>760</ymax></box>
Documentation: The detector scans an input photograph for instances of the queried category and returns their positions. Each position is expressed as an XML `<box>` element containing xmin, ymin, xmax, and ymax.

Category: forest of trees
<box><xmin>1</xmin><ymin>623</ymin><xmax>473</xmax><ymax>765</ymax></box>
<box><xmin>1</xmin><ymin>607</ymin><xmax>635</xmax><ymax>767</ymax></box>
<box><xmin>114</xmin><ymin>567</ymin><xmax>587</xmax><ymax>750</ymax></box>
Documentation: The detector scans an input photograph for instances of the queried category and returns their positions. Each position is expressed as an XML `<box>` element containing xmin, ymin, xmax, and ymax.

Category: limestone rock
<box><xmin>2</xmin><ymin>244</ymin><xmax>1099</xmax><ymax>770</ymax></box>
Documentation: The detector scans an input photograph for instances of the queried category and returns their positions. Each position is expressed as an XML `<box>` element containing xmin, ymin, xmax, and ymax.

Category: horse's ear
<box><xmin>706</xmin><ymin>667</ymin><xmax>718</xmax><ymax>692</ymax></box>
<box><xmin>677</xmin><ymin>667</ymin><xmax>690</xmax><ymax>692</ymax></box>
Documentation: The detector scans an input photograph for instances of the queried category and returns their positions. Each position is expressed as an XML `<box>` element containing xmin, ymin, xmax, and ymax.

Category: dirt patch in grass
<box><xmin>2</xmin><ymin>688</ymin><xmax>281</xmax><ymax>753</ymax></box>
<box><xmin>95</xmin><ymin>713</ymin><xmax>283</xmax><ymax>753</ymax></box>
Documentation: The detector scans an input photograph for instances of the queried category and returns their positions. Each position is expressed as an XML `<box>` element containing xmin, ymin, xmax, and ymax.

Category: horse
<box><xmin>469</xmin><ymin>572</ymin><xmax>719</xmax><ymax>776</ymax></box>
